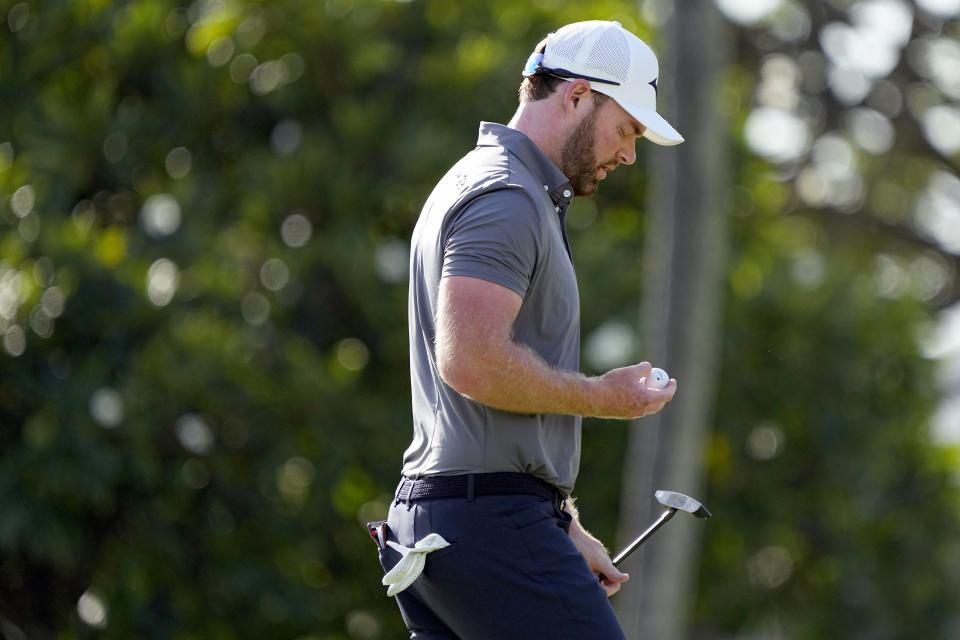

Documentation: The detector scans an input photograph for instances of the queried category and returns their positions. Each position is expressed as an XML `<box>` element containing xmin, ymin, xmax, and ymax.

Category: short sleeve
<box><xmin>441</xmin><ymin>188</ymin><xmax>541</xmax><ymax>297</ymax></box>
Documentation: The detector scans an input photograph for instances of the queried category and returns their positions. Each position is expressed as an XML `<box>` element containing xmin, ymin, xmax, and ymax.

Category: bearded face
<box><xmin>559</xmin><ymin>100</ymin><xmax>614</xmax><ymax>197</ymax></box>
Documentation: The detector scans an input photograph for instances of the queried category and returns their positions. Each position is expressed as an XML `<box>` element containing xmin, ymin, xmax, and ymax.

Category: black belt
<box><xmin>396</xmin><ymin>472</ymin><xmax>565</xmax><ymax>509</ymax></box>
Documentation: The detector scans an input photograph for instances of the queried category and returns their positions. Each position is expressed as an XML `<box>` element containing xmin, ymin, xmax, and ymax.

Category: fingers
<box><xmin>632</xmin><ymin>377</ymin><xmax>676</xmax><ymax>417</ymax></box>
<box><xmin>594</xmin><ymin>363</ymin><xmax>678</xmax><ymax>419</ymax></box>
<box><xmin>600</xmin><ymin>576</ymin><xmax>627</xmax><ymax>597</ymax></box>
<box><xmin>598</xmin><ymin>562</ymin><xmax>629</xmax><ymax>597</ymax></box>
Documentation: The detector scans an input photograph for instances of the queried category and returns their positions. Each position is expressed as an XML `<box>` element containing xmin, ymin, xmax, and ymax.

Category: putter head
<box><xmin>655</xmin><ymin>490</ymin><xmax>712</xmax><ymax>519</ymax></box>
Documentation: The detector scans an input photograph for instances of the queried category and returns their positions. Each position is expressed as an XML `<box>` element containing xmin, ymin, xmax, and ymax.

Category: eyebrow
<box><xmin>631</xmin><ymin>122</ymin><xmax>644</xmax><ymax>137</ymax></box>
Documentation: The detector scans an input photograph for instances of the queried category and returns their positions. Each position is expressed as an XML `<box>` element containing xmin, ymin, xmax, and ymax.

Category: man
<box><xmin>377</xmin><ymin>20</ymin><xmax>683</xmax><ymax>639</ymax></box>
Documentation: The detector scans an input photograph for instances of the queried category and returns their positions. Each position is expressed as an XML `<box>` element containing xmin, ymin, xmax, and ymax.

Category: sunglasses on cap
<box><xmin>522</xmin><ymin>51</ymin><xmax>621</xmax><ymax>87</ymax></box>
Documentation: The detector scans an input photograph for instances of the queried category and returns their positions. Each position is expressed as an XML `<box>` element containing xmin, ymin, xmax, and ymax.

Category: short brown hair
<box><xmin>519</xmin><ymin>38</ymin><xmax>557</xmax><ymax>103</ymax></box>
<box><xmin>518</xmin><ymin>73</ymin><xmax>565</xmax><ymax>103</ymax></box>
<box><xmin>517</xmin><ymin>37</ymin><xmax>610</xmax><ymax>106</ymax></box>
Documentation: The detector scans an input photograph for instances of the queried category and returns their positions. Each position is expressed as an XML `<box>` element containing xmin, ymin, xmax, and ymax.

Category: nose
<box><xmin>617</xmin><ymin>139</ymin><xmax>637</xmax><ymax>166</ymax></box>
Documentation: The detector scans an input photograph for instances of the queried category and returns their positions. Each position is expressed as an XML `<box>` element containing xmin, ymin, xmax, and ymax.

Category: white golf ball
<box><xmin>646</xmin><ymin>367</ymin><xmax>669</xmax><ymax>390</ymax></box>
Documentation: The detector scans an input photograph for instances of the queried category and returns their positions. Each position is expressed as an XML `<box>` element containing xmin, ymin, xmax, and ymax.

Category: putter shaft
<box><xmin>597</xmin><ymin>508</ymin><xmax>677</xmax><ymax>583</ymax></box>
<box><xmin>598</xmin><ymin>490</ymin><xmax>711</xmax><ymax>584</ymax></box>
<box><xmin>612</xmin><ymin>507</ymin><xmax>676</xmax><ymax>567</ymax></box>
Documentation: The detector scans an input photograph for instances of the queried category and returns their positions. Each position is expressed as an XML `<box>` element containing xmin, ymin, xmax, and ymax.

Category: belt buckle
<box><xmin>396</xmin><ymin>478</ymin><xmax>414</xmax><ymax>504</ymax></box>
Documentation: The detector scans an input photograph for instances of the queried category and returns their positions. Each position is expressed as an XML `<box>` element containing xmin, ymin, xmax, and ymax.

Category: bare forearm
<box><xmin>435</xmin><ymin>275</ymin><xmax>675</xmax><ymax>420</ymax></box>
<box><xmin>443</xmin><ymin>337</ymin><xmax>598</xmax><ymax>415</ymax></box>
<box><xmin>441</xmin><ymin>333</ymin><xmax>680</xmax><ymax>419</ymax></box>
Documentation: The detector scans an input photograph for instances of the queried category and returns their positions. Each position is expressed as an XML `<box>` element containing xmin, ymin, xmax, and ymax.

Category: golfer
<box><xmin>376</xmin><ymin>20</ymin><xmax>682</xmax><ymax>639</ymax></box>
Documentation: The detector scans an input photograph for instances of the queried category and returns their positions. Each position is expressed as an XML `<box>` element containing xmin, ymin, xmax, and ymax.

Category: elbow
<box><xmin>435</xmin><ymin>338</ymin><xmax>493</xmax><ymax>399</ymax></box>
<box><xmin>436</xmin><ymin>350</ymin><xmax>478</xmax><ymax>397</ymax></box>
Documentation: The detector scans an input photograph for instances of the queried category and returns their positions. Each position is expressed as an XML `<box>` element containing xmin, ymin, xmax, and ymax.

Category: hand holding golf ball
<box><xmin>644</xmin><ymin>367</ymin><xmax>669</xmax><ymax>390</ymax></box>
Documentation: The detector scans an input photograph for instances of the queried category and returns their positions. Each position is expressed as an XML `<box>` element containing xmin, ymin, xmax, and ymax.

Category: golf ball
<box><xmin>646</xmin><ymin>367</ymin><xmax>669</xmax><ymax>390</ymax></box>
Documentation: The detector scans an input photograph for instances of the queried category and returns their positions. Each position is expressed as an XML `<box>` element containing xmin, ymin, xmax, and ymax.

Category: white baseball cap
<box><xmin>522</xmin><ymin>20</ymin><xmax>684</xmax><ymax>146</ymax></box>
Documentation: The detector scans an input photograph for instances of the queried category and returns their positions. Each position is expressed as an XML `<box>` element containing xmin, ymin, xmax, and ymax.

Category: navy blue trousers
<box><xmin>377</xmin><ymin>491</ymin><xmax>626</xmax><ymax>639</ymax></box>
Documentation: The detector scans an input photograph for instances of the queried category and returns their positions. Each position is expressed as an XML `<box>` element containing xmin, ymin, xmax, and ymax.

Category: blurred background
<box><xmin>2</xmin><ymin>0</ymin><xmax>960</xmax><ymax>638</ymax></box>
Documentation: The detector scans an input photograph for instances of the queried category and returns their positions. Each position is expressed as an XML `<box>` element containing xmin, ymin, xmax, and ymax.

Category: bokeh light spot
<box><xmin>271</xmin><ymin>119</ymin><xmax>303</xmax><ymax>156</ymax></box>
<box><xmin>7</xmin><ymin>3</ymin><xmax>29</xmax><ymax>32</ymax></box>
<box><xmin>746</xmin><ymin>423</ymin><xmax>785</xmax><ymax>460</ymax></box>
<box><xmin>206</xmin><ymin>36</ymin><xmax>235</xmax><ymax>67</ymax></box>
<box><xmin>747</xmin><ymin>546</ymin><xmax>794</xmax><ymax>588</ymax></box>
<box><xmin>921</xmin><ymin>105</ymin><xmax>960</xmax><ymax>157</ymax></box>
<box><xmin>875</xmin><ymin>254</ymin><xmax>907</xmax><ymax>298</ymax></box>
<box><xmin>0</xmin><ymin>266</ymin><xmax>23</xmax><ymax>321</ymax></box>
<box><xmin>744</xmin><ymin>108</ymin><xmax>810</xmax><ymax>163</ymax></box>
<box><xmin>584</xmin><ymin>321</ymin><xmax>637</xmax><ymax>372</ymax></box>
<box><xmin>280</xmin><ymin>52</ymin><xmax>305</xmax><ymax>83</ymax></box>
<box><xmin>72</xmin><ymin>200</ymin><xmax>96</xmax><ymax>233</ymax></box>
<box><xmin>714</xmin><ymin>0</ymin><xmax>782</xmax><ymax>25</ymax></box>
<box><xmin>29</xmin><ymin>306</ymin><xmax>53</xmax><ymax>338</ymax></box>
<box><xmin>3</xmin><ymin>325</ymin><xmax>26</xmax><ymax>357</ymax></box>
<box><xmin>260</xmin><ymin>258</ymin><xmax>290</xmax><ymax>291</ymax></box>
<box><xmin>11</xmin><ymin>185</ymin><xmax>35</xmax><ymax>218</ymax></box>
<box><xmin>281</xmin><ymin>212</ymin><xmax>313</xmax><ymax>247</ymax></box>
<box><xmin>336</xmin><ymin>337</ymin><xmax>369</xmax><ymax>371</ymax></box>
<box><xmin>103</xmin><ymin>131</ymin><xmax>128</xmax><ymax>164</ymax></box>
<box><xmin>277</xmin><ymin>456</ymin><xmax>316</xmax><ymax>505</ymax></box>
<box><xmin>916</xmin><ymin>170</ymin><xmax>960</xmax><ymax>253</ymax></box>
<box><xmin>175</xmin><ymin>413</ymin><xmax>215</xmax><ymax>455</ymax></box>
<box><xmin>346</xmin><ymin>610</ymin><xmax>381</xmax><ymax>640</ymax></box>
<box><xmin>41</xmin><ymin>286</ymin><xmax>65</xmax><ymax>318</ymax></box>
<box><xmin>236</xmin><ymin>13</ymin><xmax>267</xmax><ymax>48</ymax></box>
<box><xmin>140</xmin><ymin>194</ymin><xmax>182</xmax><ymax>237</ymax></box>
<box><xmin>909</xmin><ymin>253</ymin><xmax>949</xmax><ymax>301</ymax></box>
<box><xmin>250</xmin><ymin>60</ymin><xmax>285</xmax><ymax>95</ymax></box>
<box><xmin>241</xmin><ymin>291</ymin><xmax>270</xmax><ymax>325</ymax></box>
<box><xmin>77</xmin><ymin>589</ymin><xmax>108</xmax><ymax>629</ymax></box>
<box><xmin>89</xmin><ymin>387</ymin><xmax>124</xmax><ymax>428</ymax></box>
<box><xmin>845</xmin><ymin>107</ymin><xmax>895</xmax><ymax>154</ymax></box>
<box><xmin>165</xmin><ymin>147</ymin><xmax>192</xmax><ymax>179</ymax></box>
<box><xmin>374</xmin><ymin>239</ymin><xmax>408</xmax><ymax>283</ymax></box>
<box><xmin>915</xmin><ymin>0</ymin><xmax>960</xmax><ymax>16</ymax></box>
<box><xmin>147</xmin><ymin>258</ymin><xmax>180</xmax><ymax>306</ymax></box>
<box><xmin>164</xmin><ymin>7</ymin><xmax>188</xmax><ymax>39</ymax></box>
<box><xmin>911</xmin><ymin>37</ymin><xmax>960</xmax><ymax>100</ymax></box>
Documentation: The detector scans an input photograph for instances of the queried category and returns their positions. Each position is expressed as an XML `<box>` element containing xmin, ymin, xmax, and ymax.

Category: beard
<box><xmin>559</xmin><ymin>104</ymin><xmax>609</xmax><ymax>197</ymax></box>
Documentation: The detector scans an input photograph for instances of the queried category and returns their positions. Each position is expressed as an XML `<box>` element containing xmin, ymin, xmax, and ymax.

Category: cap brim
<box><xmin>625</xmin><ymin>105</ymin><xmax>684</xmax><ymax>146</ymax></box>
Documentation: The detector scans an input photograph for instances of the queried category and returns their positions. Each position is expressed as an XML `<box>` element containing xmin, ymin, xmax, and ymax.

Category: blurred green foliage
<box><xmin>1</xmin><ymin>0</ymin><xmax>959</xmax><ymax>639</ymax></box>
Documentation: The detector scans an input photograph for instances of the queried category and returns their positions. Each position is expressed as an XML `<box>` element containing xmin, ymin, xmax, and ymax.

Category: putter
<box><xmin>598</xmin><ymin>490</ymin><xmax>711</xmax><ymax>582</ymax></box>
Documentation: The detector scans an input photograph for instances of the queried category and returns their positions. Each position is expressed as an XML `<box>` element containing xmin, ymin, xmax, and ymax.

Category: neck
<box><xmin>507</xmin><ymin>101</ymin><xmax>566</xmax><ymax>168</ymax></box>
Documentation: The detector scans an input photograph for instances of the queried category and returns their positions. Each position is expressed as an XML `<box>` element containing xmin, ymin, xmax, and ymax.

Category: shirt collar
<box><xmin>476</xmin><ymin>122</ymin><xmax>575</xmax><ymax>210</ymax></box>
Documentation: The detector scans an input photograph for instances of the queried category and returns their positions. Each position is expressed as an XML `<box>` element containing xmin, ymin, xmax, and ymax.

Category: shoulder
<box><xmin>457</xmin><ymin>145</ymin><xmax>549</xmax><ymax>206</ymax></box>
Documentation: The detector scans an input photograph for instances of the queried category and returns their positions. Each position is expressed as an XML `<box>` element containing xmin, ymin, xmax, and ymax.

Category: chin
<box><xmin>575</xmin><ymin>181</ymin><xmax>599</xmax><ymax>197</ymax></box>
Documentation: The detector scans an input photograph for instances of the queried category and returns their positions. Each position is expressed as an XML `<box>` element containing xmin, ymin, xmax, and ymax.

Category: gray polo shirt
<box><xmin>402</xmin><ymin>122</ymin><xmax>581</xmax><ymax>495</ymax></box>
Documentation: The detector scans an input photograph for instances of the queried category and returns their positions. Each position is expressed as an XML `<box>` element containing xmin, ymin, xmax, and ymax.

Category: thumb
<box><xmin>634</xmin><ymin>361</ymin><xmax>652</xmax><ymax>377</ymax></box>
<box><xmin>600</xmin><ymin>561</ymin><xmax>629</xmax><ymax>584</ymax></box>
<box><xmin>598</xmin><ymin>561</ymin><xmax>629</xmax><ymax>597</ymax></box>
<box><xmin>596</xmin><ymin>553</ymin><xmax>629</xmax><ymax>583</ymax></box>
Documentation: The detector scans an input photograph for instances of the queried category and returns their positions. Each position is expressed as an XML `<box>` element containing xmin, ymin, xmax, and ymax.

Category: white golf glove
<box><xmin>381</xmin><ymin>533</ymin><xmax>451</xmax><ymax>596</ymax></box>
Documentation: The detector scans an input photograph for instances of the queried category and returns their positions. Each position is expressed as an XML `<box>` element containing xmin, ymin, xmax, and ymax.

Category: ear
<box><xmin>562</xmin><ymin>79</ymin><xmax>594</xmax><ymax>115</ymax></box>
